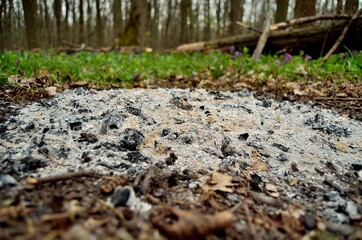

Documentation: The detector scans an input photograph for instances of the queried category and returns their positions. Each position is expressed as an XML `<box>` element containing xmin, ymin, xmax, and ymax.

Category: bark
<box><xmin>230</xmin><ymin>0</ymin><xmax>243</xmax><ymax>35</ymax></box>
<box><xmin>294</xmin><ymin>0</ymin><xmax>316</xmax><ymax>18</ymax></box>
<box><xmin>65</xmin><ymin>0</ymin><xmax>69</xmax><ymax>34</ymax></box>
<box><xmin>203</xmin><ymin>0</ymin><xmax>211</xmax><ymax>41</ymax></box>
<box><xmin>95</xmin><ymin>0</ymin><xmax>102</xmax><ymax>46</ymax></box>
<box><xmin>336</xmin><ymin>0</ymin><xmax>344</xmax><ymax>13</ymax></box>
<box><xmin>215</xmin><ymin>0</ymin><xmax>221</xmax><ymax>37</ymax></box>
<box><xmin>345</xmin><ymin>0</ymin><xmax>358</xmax><ymax>14</ymax></box>
<box><xmin>79</xmin><ymin>0</ymin><xmax>84</xmax><ymax>43</ymax></box>
<box><xmin>275</xmin><ymin>0</ymin><xmax>289</xmax><ymax>23</ymax></box>
<box><xmin>113</xmin><ymin>0</ymin><xmax>122</xmax><ymax>39</ymax></box>
<box><xmin>118</xmin><ymin>0</ymin><xmax>147</xmax><ymax>47</ymax></box>
<box><xmin>151</xmin><ymin>0</ymin><xmax>159</xmax><ymax>48</ymax></box>
<box><xmin>86</xmin><ymin>0</ymin><xmax>92</xmax><ymax>46</ymax></box>
<box><xmin>22</xmin><ymin>0</ymin><xmax>37</xmax><ymax>49</ymax></box>
<box><xmin>0</xmin><ymin>0</ymin><xmax>4</xmax><ymax>49</ymax></box>
<box><xmin>54</xmin><ymin>0</ymin><xmax>62</xmax><ymax>46</ymax></box>
<box><xmin>180</xmin><ymin>0</ymin><xmax>191</xmax><ymax>43</ymax></box>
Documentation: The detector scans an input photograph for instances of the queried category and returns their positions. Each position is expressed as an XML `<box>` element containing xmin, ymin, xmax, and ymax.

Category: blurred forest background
<box><xmin>0</xmin><ymin>0</ymin><xmax>360</xmax><ymax>50</ymax></box>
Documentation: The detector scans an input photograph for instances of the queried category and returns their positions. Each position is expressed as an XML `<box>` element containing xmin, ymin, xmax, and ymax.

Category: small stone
<box><xmin>323</xmin><ymin>191</ymin><xmax>339</xmax><ymax>201</ymax></box>
<box><xmin>110</xmin><ymin>186</ymin><xmax>132</xmax><ymax>207</ymax></box>
<box><xmin>119</xmin><ymin>128</ymin><xmax>144</xmax><ymax>151</ymax></box>
<box><xmin>277</xmin><ymin>153</ymin><xmax>288</xmax><ymax>162</ymax></box>
<box><xmin>272</xmin><ymin>143</ymin><xmax>289</xmax><ymax>152</ymax></box>
<box><xmin>238</xmin><ymin>133</ymin><xmax>249</xmax><ymax>141</ymax></box>
<box><xmin>170</xmin><ymin>97</ymin><xmax>193</xmax><ymax>110</ymax></box>
<box><xmin>0</xmin><ymin>174</ymin><xmax>18</xmax><ymax>188</ymax></box>
<box><xmin>304</xmin><ymin>212</ymin><xmax>315</xmax><ymax>229</ymax></box>
<box><xmin>79</xmin><ymin>132</ymin><xmax>98</xmax><ymax>143</ymax></box>
<box><xmin>101</xmin><ymin>114</ymin><xmax>123</xmax><ymax>134</ymax></box>
<box><xmin>161</xmin><ymin>128</ymin><xmax>171</xmax><ymax>137</ymax></box>
<box><xmin>188</xmin><ymin>182</ymin><xmax>198</xmax><ymax>189</ymax></box>
<box><xmin>237</xmin><ymin>88</ymin><xmax>251</xmax><ymax>98</ymax></box>
<box><xmin>291</xmin><ymin>162</ymin><xmax>299</xmax><ymax>171</ymax></box>
<box><xmin>126</xmin><ymin>106</ymin><xmax>141</xmax><ymax>116</ymax></box>
<box><xmin>165</xmin><ymin>152</ymin><xmax>178</xmax><ymax>165</ymax></box>
<box><xmin>127</xmin><ymin>151</ymin><xmax>148</xmax><ymax>163</ymax></box>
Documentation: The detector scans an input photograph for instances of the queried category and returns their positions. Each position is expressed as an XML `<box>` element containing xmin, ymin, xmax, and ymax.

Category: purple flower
<box><xmin>305</xmin><ymin>55</ymin><xmax>312</xmax><ymax>61</ymax></box>
<box><xmin>283</xmin><ymin>53</ymin><xmax>293</xmax><ymax>63</ymax></box>
<box><xmin>234</xmin><ymin>51</ymin><xmax>241</xmax><ymax>57</ymax></box>
<box><xmin>352</xmin><ymin>50</ymin><xmax>358</xmax><ymax>55</ymax></box>
<box><xmin>229</xmin><ymin>45</ymin><xmax>236</xmax><ymax>55</ymax></box>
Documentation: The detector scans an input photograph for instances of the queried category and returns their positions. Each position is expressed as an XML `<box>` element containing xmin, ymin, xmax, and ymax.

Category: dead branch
<box><xmin>323</xmin><ymin>8</ymin><xmax>362</xmax><ymax>61</ymax></box>
<box><xmin>270</xmin><ymin>14</ymin><xmax>359</xmax><ymax>31</ymax></box>
<box><xmin>26</xmin><ymin>170</ymin><xmax>101</xmax><ymax>185</ymax></box>
<box><xmin>252</xmin><ymin>16</ymin><xmax>271</xmax><ymax>61</ymax></box>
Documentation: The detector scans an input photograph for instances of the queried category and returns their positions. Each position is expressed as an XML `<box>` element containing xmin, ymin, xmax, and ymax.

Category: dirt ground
<box><xmin>0</xmin><ymin>77</ymin><xmax>361</xmax><ymax>240</ymax></box>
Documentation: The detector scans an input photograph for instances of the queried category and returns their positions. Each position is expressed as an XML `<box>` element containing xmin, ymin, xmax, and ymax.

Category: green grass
<box><xmin>0</xmin><ymin>49</ymin><xmax>361</xmax><ymax>87</ymax></box>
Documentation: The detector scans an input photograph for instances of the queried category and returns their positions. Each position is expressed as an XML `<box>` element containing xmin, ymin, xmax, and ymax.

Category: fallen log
<box><xmin>176</xmin><ymin>18</ymin><xmax>362</xmax><ymax>57</ymax></box>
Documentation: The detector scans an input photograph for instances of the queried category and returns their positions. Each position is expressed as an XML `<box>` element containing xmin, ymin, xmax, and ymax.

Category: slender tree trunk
<box><xmin>223</xmin><ymin>1</ymin><xmax>229</xmax><ymax>36</ymax></box>
<box><xmin>71</xmin><ymin>0</ymin><xmax>76</xmax><ymax>43</ymax></box>
<box><xmin>203</xmin><ymin>0</ymin><xmax>211</xmax><ymax>41</ymax></box>
<box><xmin>22</xmin><ymin>0</ymin><xmax>37</xmax><ymax>49</ymax></box>
<box><xmin>164</xmin><ymin>0</ymin><xmax>172</xmax><ymax>46</ymax></box>
<box><xmin>95</xmin><ymin>0</ymin><xmax>102</xmax><ymax>46</ymax></box>
<box><xmin>230</xmin><ymin>0</ymin><xmax>243</xmax><ymax>35</ymax></box>
<box><xmin>79</xmin><ymin>0</ymin><xmax>84</xmax><ymax>43</ymax></box>
<box><xmin>54</xmin><ymin>0</ymin><xmax>62</xmax><ymax>46</ymax></box>
<box><xmin>180</xmin><ymin>0</ymin><xmax>191</xmax><ymax>43</ymax></box>
<box><xmin>275</xmin><ymin>0</ymin><xmax>289</xmax><ymax>23</ymax></box>
<box><xmin>86</xmin><ymin>0</ymin><xmax>92</xmax><ymax>46</ymax></box>
<box><xmin>215</xmin><ymin>0</ymin><xmax>221</xmax><ymax>37</ymax></box>
<box><xmin>336</xmin><ymin>0</ymin><xmax>344</xmax><ymax>13</ymax></box>
<box><xmin>113</xmin><ymin>0</ymin><xmax>122</xmax><ymax>39</ymax></box>
<box><xmin>151</xmin><ymin>0</ymin><xmax>159</xmax><ymax>48</ymax></box>
<box><xmin>0</xmin><ymin>0</ymin><xmax>5</xmax><ymax>49</ymax></box>
<box><xmin>65</xmin><ymin>0</ymin><xmax>69</xmax><ymax>38</ymax></box>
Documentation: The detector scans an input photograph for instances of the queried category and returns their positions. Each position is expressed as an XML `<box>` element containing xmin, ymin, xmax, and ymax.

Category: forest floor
<box><xmin>0</xmin><ymin>52</ymin><xmax>361</xmax><ymax>240</ymax></box>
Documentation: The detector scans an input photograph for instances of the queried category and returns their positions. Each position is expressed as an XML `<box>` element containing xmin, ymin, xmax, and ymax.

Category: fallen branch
<box><xmin>236</xmin><ymin>21</ymin><xmax>262</xmax><ymax>33</ymax></box>
<box><xmin>323</xmin><ymin>8</ymin><xmax>362</xmax><ymax>61</ymax></box>
<box><xmin>270</xmin><ymin>14</ymin><xmax>359</xmax><ymax>31</ymax></box>
<box><xmin>252</xmin><ymin>16</ymin><xmax>271</xmax><ymax>61</ymax></box>
<box><xmin>26</xmin><ymin>170</ymin><xmax>101</xmax><ymax>185</ymax></box>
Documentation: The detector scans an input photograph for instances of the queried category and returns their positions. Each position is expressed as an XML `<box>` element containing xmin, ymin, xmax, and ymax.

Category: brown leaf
<box><xmin>202</xmin><ymin>172</ymin><xmax>236</xmax><ymax>193</ymax></box>
<box><xmin>151</xmin><ymin>206</ymin><xmax>233</xmax><ymax>240</ymax></box>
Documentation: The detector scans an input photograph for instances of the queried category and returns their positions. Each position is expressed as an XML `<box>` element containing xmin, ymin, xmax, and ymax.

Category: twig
<box><xmin>252</xmin><ymin>15</ymin><xmax>272</xmax><ymax>61</ymax></box>
<box><xmin>315</xmin><ymin>97</ymin><xmax>362</xmax><ymax>101</ymax></box>
<box><xmin>236</xmin><ymin>21</ymin><xmax>262</xmax><ymax>33</ymax></box>
<box><xmin>26</xmin><ymin>170</ymin><xmax>101</xmax><ymax>185</ymax></box>
<box><xmin>323</xmin><ymin>8</ymin><xmax>362</xmax><ymax>62</ymax></box>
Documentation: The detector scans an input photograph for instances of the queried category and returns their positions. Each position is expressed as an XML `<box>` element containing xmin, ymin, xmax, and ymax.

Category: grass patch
<box><xmin>0</xmin><ymin>49</ymin><xmax>361</xmax><ymax>87</ymax></box>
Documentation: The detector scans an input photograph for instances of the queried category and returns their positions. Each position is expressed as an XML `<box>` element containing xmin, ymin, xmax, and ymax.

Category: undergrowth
<box><xmin>0</xmin><ymin>48</ymin><xmax>361</xmax><ymax>87</ymax></box>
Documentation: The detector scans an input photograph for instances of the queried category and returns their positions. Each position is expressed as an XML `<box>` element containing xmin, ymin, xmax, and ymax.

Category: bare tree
<box><xmin>294</xmin><ymin>0</ymin><xmax>316</xmax><ymax>18</ymax></box>
<box><xmin>230</xmin><ymin>0</ymin><xmax>243</xmax><ymax>35</ymax></box>
<box><xmin>79</xmin><ymin>0</ymin><xmax>84</xmax><ymax>43</ymax></box>
<box><xmin>22</xmin><ymin>0</ymin><xmax>38</xmax><ymax>49</ymax></box>
<box><xmin>54</xmin><ymin>0</ymin><xmax>62</xmax><ymax>46</ymax></box>
<box><xmin>275</xmin><ymin>0</ymin><xmax>289</xmax><ymax>23</ymax></box>
<box><xmin>345</xmin><ymin>0</ymin><xmax>358</xmax><ymax>14</ymax></box>
<box><xmin>180</xmin><ymin>0</ymin><xmax>191</xmax><ymax>43</ymax></box>
<box><xmin>95</xmin><ymin>0</ymin><xmax>102</xmax><ymax>46</ymax></box>
<box><xmin>113</xmin><ymin>0</ymin><xmax>122</xmax><ymax>39</ymax></box>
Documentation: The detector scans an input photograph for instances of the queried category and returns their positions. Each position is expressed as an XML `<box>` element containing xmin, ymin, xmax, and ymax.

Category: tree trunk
<box><xmin>22</xmin><ymin>0</ymin><xmax>37</xmax><ymax>49</ymax></box>
<box><xmin>275</xmin><ymin>0</ymin><xmax>289</xmax><ymax>23</ymax></box>
<box><xmin>95</xmin><ymin>0</ymin><xmax>102</xmax><ymax>46</ymax></box>
<box><xmin>345</xmin><ymin>0</ymin><xmax>358</xmax><ymax>14</ymax></box>
<box><xmin>118</xmin><ymin>0</ymin><xmax>147</xmax><ymax>47</ymax></box>
<box><xmin>336</xmin><ymin>0</ymin><xmax>344</xmax><ymax>13</ymax></box>
<box><xmin>294</xmin><ymin>0</ymin><xmax>316</xmax><ymax>19</ymax></box>
<box><xmin>215</xmin><ymin>0</ymin><xmax>221</xmax><ymax>37</ymax></box>
<box><xmin>86</xmin><ymin>0</ymin><xmax>92</xmax><ymax>46</ymax></box>
<box><xmin>230</xmin><ymin>0</ymin><xmax>243</xmax><ymax>35</ymax></box>
<box><xmin>113</xmin><ymin>0</ymin><xmax>122</xmax><ymax>39</ymax></box>
<box><xmin>65</xmin><ymin>0</ymin><xmax>69</xmax><ymax>36</ymax></box>
<box><xmin>151</xmin><ymin>0</ymin><xmax>159</xmax><ymax>48</ymax></box>
<box><xmin>203</xmin><ymin>0</ymin><xmax>211</xmax><ymax>41</ymax></box>
<box><xmin>54</xmin><ymin>0</ymin><xmax>62</xmax><ymax>46</ymax></box>
<box><xmin>0</xmin><ymin>0</ymin><xmax>4</xmax><ymax>49</ymax></box>
<box><xmin>180</xmin><ymin>0</ymin><xmax>191</xmax><ymax>43</ymax></box>
<box><xmin>79</xmin><ymin>0</ymin><xmax>84</xmax><ymax>43</ymax></box>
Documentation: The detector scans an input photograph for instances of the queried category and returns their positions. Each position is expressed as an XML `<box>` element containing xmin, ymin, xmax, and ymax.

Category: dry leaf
<box><xmin>202</xmin><ymin>172</ymin><xmax>236</xmax><ymax>193</ymax></box>
<box><xmin>265</xmin><ymin>183</ymin><xmax>278</xmax><ymax>192</ymax></box>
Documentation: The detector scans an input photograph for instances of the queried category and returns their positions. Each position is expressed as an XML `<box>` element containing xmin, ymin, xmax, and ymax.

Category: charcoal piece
<box><xmin>0</xmin><ymin>124</ymin><xmax>7</xmax><ymax>135</ymax></box>
<box><xmin>126</xmin><ymin>106</ymin><xmax>141</xmax><ymax>116</ymax></box>
<box><xmin>68</xmin><ymin>120</ymin><xmax>82</xmax><ymax>131</ymax></box>
<box><xmin>237</xmin><ymin>88</ymin><xmax>251</xmax><ymax>98</ymax></box>
<box><xmin>58</xmin><ymin>146</ymin><xmax>71</xmax><ymax>158</ymax></box>
<box><xmin>24</xmin><ymin>122</ymin><xmax>35</xmax><ymax>132</ymax></box>
<box><xmin>119</xmin><ymin>128</ymin><xmax>144</xmax><ymax>150</ymax></box>
<box><xmin>78</xmin><ymin>108</ymin><xmax>91</xmax><ymax>113</ymax></box>
<box><xmin>101</xmin><ymin>114</ymin><xmax>123</xmax><ymax>134</ymax></box>
<box><xmin>0</xmin><ymin>174</ymin><xmax>18</xmax><ymax>188</ymax></box>
<box><xmin>199</xmin><ymin>105</ymin><xmax>205</xmax><ymax>110</ymax></box>
<box><xmin>140</xmin><ymin>114</ymin><xmax>156</xmax><ymax>125</ymax></box>
<box><xmin>165</xmin><ymin>152</ymin><xmax>178</xmax><ymax>165</ymax></box>
<box><xmin>127</xmin><ymin>151</ymin><xmax>148</xmax><ymax>163</ymax></box>
<box><xmin>238</xmin><ymin>133</ymin><xmax>249</xmax><ymax>141</ymax></box>
<box><xmin>179</xmin><ymin>133</ymin><xmax>193</xmax><ymax>144</ymax></box>
<box><xmin>169</xmin><ymin>97</ymin><xmax>193</xmax><ymax>110</ymax></box>
<box><xmin>110</xmin><ymin>186</ymin><xmax>132</xmax><ymax>207</ymax></box>
<box><xmin>161</xmin><ymin>128</ymin><xmax>171</xmax><ymax>137</ymax></box>
<box><xmin>351</xmin><ymin>163</ymin><xmax>362</xmax><ymax>171</ymax></box>
<box><xmin>239</xmin><ymin>161</ymin><xmax>249</xmax><ymax>169</ymax></box>
<box><xmin>272</xmin><ymin>143</ymin><xmax>289</xmax><ymax>152</ymax></box>
<box><xmin>304</xmin><ymin>113</ymin><xmax>351</xmax><ymax>137</ymax></box>
<box><xmin>250</xmin><ymin>173</ymin><xmax>262</xmax><ymax>191</ymax></box>
<box><xmin>258</xmin><ymin>98</ymin><xmax>272</xmax><ymax>108</ymax></box>
<box><xmin>79</xmin><ymin>132</ymin><xmax>98</xmax><ymax>143</ymax></box>
<box><xmin>221</xmin><ymin>136</ymin><xmax>235</xmax><ymax>157</ymax></box>
<box><xmin>208</xmin><ymin>90</ymin><xmax>231</xmax><ymax>100</ymax></box>
<box><xmin>277</xmin><ymin>153</ymin><xmax>288</xmax><ymax>162</ymax></box>
<box><xmin>20</xmin><ymin>155</ymin><xmax>47</xmax><ymax>172</ymax></box>
<box><xmin>42</xmin><ymin>127</ymin><xmax>50</xmax><ymax>133</ymax></box>
<box><xmin>247</xmin><ymin>141</ymin><xmax>264</xmax><ymax>150</ymax></box>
